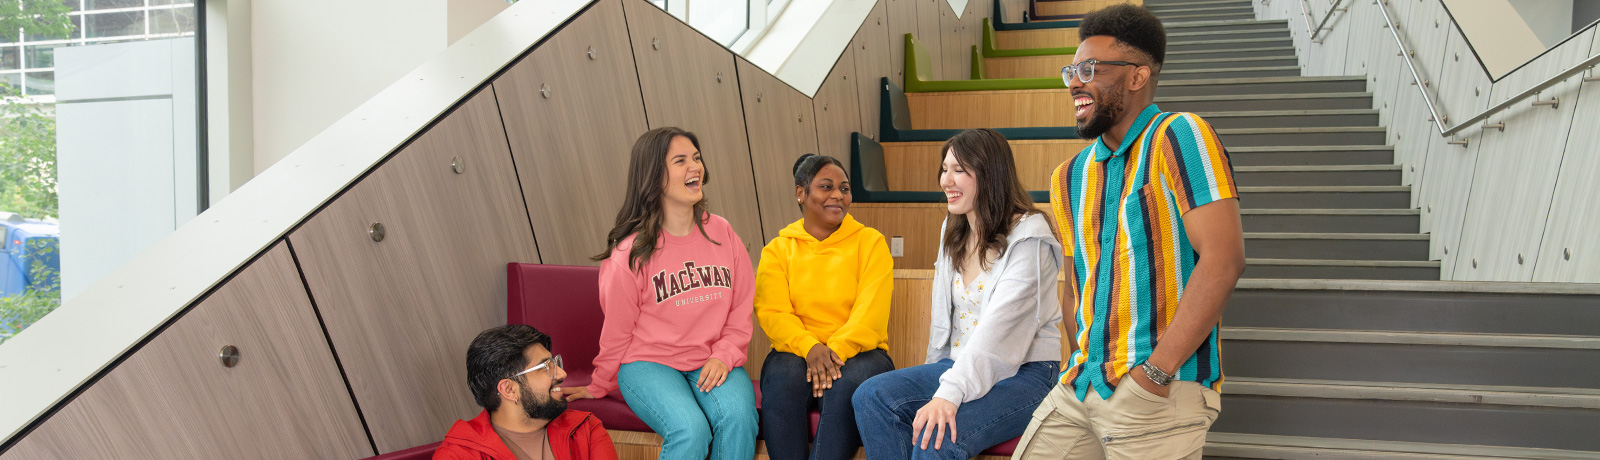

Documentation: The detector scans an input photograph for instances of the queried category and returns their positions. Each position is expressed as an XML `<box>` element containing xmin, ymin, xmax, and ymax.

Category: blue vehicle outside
<box><xmin>0</xmin><ymin>218</ymin><xmax>61</xmax><ymax>337</ymax></box>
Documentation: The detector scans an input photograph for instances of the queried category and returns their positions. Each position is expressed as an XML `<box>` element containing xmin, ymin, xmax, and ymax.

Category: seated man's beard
<box><xmin>1077</xmin><ymin>88</ymin><xmax>1125</xmax><ymax>141</ymax></box>
<box><xmin>520</xmin><ymin>383</ymin><xmax>568</xmax><ymax>420</ymax></box>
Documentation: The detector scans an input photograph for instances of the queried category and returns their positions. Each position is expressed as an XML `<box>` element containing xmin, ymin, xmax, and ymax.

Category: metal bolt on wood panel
<box><xmin>587</xmin><ymin>46</ymin><xmax>596</xmax><ymax>60</ymax></box>
<box><xmin>371</xmin><ymin>223</ymin><xmax>386</xmax><ymax>242</ymax></box>
<box><xmin>451</xmin><ymin>156</ymin><xmax>466</xmax><ymax>174</ymax></box>
<box><xmin>540</xmin><ymin>83</ymin><xmax>551</xmax><ymax>99</ymax></box>
<box><xmin>652</xmin><ymin>38</ymin><xmax>660</xmax><ymax>50</ymax></box>
<box><xmin>1566</xmin><ymin>248</ymin><xmax>1572</xmax><ymax>260</ymax></box>
<box><xmin>219</xmin><ymin>345</ymin><xmax>240</xmax><ymax>368</ymax></box>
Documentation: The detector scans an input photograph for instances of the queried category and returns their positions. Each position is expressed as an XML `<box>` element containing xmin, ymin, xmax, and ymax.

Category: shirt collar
<box><xmin>1093</xmin><ymin>104</ymin><xmax>1162</xmax><ymax>162</ymax></box>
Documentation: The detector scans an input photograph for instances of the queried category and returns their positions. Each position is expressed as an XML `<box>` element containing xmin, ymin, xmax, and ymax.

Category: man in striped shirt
<box><xmin>1012</xmin><ymin>5</ymin><xmax>1245</xmax><ymax>460</ymax></box>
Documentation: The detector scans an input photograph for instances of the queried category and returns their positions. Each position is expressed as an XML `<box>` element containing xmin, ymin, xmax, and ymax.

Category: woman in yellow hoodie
<box><xmin>756</xmin><ymin>153</ymin><xmax>895</xmax><ymax>460</ymax></box>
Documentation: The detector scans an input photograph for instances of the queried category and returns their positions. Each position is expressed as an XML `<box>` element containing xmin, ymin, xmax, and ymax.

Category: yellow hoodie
<box><xmin>755</xmin><ymin>214</ymin><xmax>893</xmax><ymax>360</ymax></box>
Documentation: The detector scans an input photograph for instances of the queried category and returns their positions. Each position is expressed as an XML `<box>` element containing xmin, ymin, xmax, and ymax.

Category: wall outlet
<box><xmin>890</xmin><ymin>236</ymin><xmax>904</xmax><ymax>257</ymax></box>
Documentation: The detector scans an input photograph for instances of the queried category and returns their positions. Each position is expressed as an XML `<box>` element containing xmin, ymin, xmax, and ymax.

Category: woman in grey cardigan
<box><xmin>853</xmin><ymin>129</ymin><xmax>1064</xmax><ymax>460</ymax></box>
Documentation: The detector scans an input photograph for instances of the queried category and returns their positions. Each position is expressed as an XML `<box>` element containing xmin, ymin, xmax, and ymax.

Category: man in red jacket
<box><xmin>435</xmin><ymin>324</ymin><xmax>618</xmax><ymax>460</ymax></box>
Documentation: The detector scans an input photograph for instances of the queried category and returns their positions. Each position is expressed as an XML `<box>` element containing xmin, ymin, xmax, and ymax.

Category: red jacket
<box><xmin>433</xmin><ymin>409</ymin><xmax>617</xmax><ymax>460</ymax></box>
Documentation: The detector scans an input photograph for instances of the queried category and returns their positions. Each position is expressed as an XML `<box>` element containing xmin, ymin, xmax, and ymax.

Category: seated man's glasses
<box><xmin>513</xmin><ymin>355</ymin><xmax>563</xmax><ymax>380</ymax></box>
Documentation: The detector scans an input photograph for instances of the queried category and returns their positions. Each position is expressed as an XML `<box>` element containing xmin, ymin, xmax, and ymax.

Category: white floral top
<box><xmin>950</xmin><ymin>269</ymin><xmax>991</xmax><ymax>355</ymax></box>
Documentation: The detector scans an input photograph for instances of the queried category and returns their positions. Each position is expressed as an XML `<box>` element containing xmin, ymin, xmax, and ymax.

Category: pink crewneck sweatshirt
<box><xmin>586</xmin><ymin>213</ymin><xmax>754</xmax><ymax>399</ymax></box>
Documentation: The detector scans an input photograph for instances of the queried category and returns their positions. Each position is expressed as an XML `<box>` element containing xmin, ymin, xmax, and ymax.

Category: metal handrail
<box><xmin>1366</xmin><ymin>0</ymin><xmax>1600</xmax><ymax>143</ymax></box>
<box><xmin>1298</xmin><ymin>0</ymin><xmax>1345</xmax><ymax>43</ymax></box>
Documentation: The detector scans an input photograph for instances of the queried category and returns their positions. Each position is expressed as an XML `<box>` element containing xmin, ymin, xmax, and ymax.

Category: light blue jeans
<box><xmin>618</xmin><ymin>361</ymin><xmax>759</xmax><ymax>460</ymax></box>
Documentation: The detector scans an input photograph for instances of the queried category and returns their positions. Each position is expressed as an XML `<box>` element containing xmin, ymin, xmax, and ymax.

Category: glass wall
<box><xmin>0</xmin><ymin>0</ymin><xmax>200</xmax><ymax>344</ymax></box>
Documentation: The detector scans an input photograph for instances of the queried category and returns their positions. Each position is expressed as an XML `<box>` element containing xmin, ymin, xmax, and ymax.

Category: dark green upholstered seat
<box><xmin>852</xmin><ymin>132</ymin><xmax>945</xmax><ymax>203</ymax></box>
<box><xmin>852</xmin><ymin>132</ymin><xmax>1053</xmax><ymax>204</ymax></box>
<box><xmin>992</xmin><ymin>0</ymin><xmax>1081</xmax><ymax>30</ymax></box>
<box><xmin>878</xmin><ymin>77</ymin><xmax>1077</xmax><ymax>142</ymax></box>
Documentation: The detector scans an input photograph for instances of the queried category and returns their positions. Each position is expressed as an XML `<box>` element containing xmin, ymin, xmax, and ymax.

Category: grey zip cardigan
<box><xmin>928</xmin><ymin>213</ymin><xmax>1065</xmax><ymax>405</ymax></box>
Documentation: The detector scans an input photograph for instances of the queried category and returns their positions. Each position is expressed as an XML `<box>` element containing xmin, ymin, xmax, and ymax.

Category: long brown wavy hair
<box><xmin>593</xmin><ymin>127</ymin><xmax>718</xmax><ymax>271</ymax></box>
<box><xmin>939</xmin><ymin>129</ymin><xmax>1037</xmax><ymax>271</ymax></box>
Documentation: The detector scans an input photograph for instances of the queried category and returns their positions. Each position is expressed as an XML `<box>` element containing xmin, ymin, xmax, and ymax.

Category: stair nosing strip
<box><xmin>1222</xmin><ymin>327</ymin><xmax>1600</xmax><ymax>350</ymax></box>
<box><xmin>1167</xmin><ymin>37</ymin><xmax>1293</xmax><ymax>46</ymax></box>
<box><xmin>1163</xmin><ymin>66</ymin><xmax>1303</xmax><ymax>74</ymax></box>
<box><xmin>1161</xmin><ymin>19</ymin><xmax>1284</xmax><ymax>29</ymax></box>
<box><xmin>1196</xmin><ymin>109</ymin><xmax>1379</xmax><ymax>117</ymax></box>
<box><xmin>1167</xmin><ymin>46</ymin><xmax>1297</xmax><ymax>56</ymax></box>
<box><xmin>1158</xmin><ymin>75</ymin><xmax>1363</xmax><ymax>85</ymax></box>
<box><xmin>1166</xmin><ymin>56</ymin><xmax>1300</xmax><ymax>65</ymax></box>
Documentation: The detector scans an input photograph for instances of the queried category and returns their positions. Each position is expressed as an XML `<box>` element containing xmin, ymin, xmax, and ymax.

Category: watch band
<box><xmin>1140</xmin><ymin>362</ymin><xmax>1173</xmax><ymax>386</ymax></box>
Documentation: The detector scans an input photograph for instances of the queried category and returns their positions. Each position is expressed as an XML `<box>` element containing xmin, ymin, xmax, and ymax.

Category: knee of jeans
<box><xmin>667</xmin><ymin>418</ymin><xmax>714</xmax><ymax>447</ymax></box>
<box><xmin>851</xmin><ymin>377</ymin><xmax>889</xmax><ymax>409</ymax></box>
<box><xmin>710</xmin><ymin>405</ymin><xmax>759</xmax><ymax>437</ymax></box>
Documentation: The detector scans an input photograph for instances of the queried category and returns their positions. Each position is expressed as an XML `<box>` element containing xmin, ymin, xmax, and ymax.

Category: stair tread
<box><xmin>1206</xmin><ymin>433</ymin><xmax>1600</xmax><ymax>460</ymax></box>
<box><xmin>1217</xmin><ymin>126</ymin><xmax>1386</xmax><ymax>134</ymax></box>
<box><xmin>1159</xmin><ymin>92</ymin><xmax>1369</xmax><ymax>102</ymax></box>
<box><xmin>1168</xmin><ymin>46</ymin><xmax>1296</xmax><ymax>57</ymax></box>
<box><xmin>1240</xmin><ymin>207</ymin><xmax>1416</xmax><ymax>215</ymax></box>
<box><xmin>1235</xmin><ymin>165</ymin><xmax>1400</xmax><ymax>172</ymax></box>
<box><xmin>1233</xmin><ymin>277</ymin><xmax>1600</xmax><ymax>294</ymax></box>
<box><xmin>1149</xmin><ymin>2</ymin><xmax>1261</xmax><ymax>14</ymax></box>
<box><xmin>1164</xmin><ymin>65</ymin><xmax>1302</xmax><ymax>74</ymax></box>
<box><xmin>1247</xmin><ymin>258</ymin><xmax>1439</xmax><ymax>267</ymax></box>
<box><xmin>1229</xmin><ymin>145</ymin><xmax>1392</xmax><ymax>152</ymax></box>
<box><xmin>1166</xmin><ymin>37</ymin><xmax>1289</xmax><ymax>45</ymax></box>
<box><xmin>1237</xmin><ymin>185</ymin><xmax>1407</xmax><ymax>192</ymax></box>
<box><xmin>1222</xmin><ymin>327</ymin><xmax>1600</xmax><ymax>349</ymax></box>
<box><xmin>1223</xmin><ymin>376</ymin><xmax>1600</xmax><ymax>409</ymax></box>
<box><xmin>1159</xmin><ymin>75</ymin><xmax>1364</xmax><ymax>86</ymax></box>
<box><xmin>1169</xmin><ymin>30</ymin><xmax>1288</xmax><ymax>39</ymax></box>
<box><xmin>1167</xmin><ymin>55</ymin><xmax>1298</xmax><ymax>65</ymax></box>
<box><xmin>1245</xmin><ymin>232</ymin><xmax>1428</xmax><ymax>240</ymax></box>
<box><xmin>1197</xmin><ymin>109</ymin><xmax>1378</xmax><ymax>117</ymax></box>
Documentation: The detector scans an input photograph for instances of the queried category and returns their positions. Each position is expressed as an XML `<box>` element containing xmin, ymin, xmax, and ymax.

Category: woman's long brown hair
<box><xmin>593</xmin><ymin>127</ymin><xmax>718</xmax><ymax>271</ymax></box>
<box><xmin>940</xmin><ymin>128</ymin><xmax>1037</xmax><ymax>271</ymax></box>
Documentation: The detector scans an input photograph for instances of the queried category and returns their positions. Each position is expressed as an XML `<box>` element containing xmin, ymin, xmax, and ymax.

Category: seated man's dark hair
<box><xmin>1078</xmin><ymin>4</ymin><xmax>1167</xmax><ymax>73</ymax></box>
<box><xmin>467</xmin><ymin>324</ymin><xmax>554</xmax><ymax>411</ymax></box>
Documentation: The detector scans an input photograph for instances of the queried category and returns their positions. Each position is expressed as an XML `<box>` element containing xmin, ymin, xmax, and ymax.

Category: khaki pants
<box><xmin>1010</xmin><ymin>380</ymin><xmax>1221</xmax><ymax>460</ymax></box>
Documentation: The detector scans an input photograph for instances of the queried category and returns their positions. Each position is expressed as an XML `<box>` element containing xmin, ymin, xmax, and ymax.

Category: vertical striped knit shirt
<box><xmin>1048</xmin><ymin>103</ymin><xmax>1238</xmax><ymax>401</ymax></box>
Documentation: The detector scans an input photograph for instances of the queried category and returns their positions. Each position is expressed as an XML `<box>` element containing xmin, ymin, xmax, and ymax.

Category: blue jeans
<box><xmin>618</xmin><ymin>361</ymin><xmax>759</xmax><ymax>460</ymax></box>
<box><xmin>852</xmin><ymin>359</ymin><xmax>1060</xmax><ymax>460</ymax></box>
<box><xmin>760</xmin><ymin>348</ymin><xmax>896</xmax><ymax>460</ymax></box>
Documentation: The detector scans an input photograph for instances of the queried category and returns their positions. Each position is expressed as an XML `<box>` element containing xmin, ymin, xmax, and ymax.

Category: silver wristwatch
<box><xmin>1140</xmin><ymin>362</ymin><xmax>1173</xmax><ymax>386</ymax></box>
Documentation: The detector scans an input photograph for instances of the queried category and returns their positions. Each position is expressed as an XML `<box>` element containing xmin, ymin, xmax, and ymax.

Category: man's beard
<box><xmin>519</xmin><ymin>381</ymin><xmax>568</xmax><ymax>420</ymax></box>
<box><xmin>1076</xmin><ymin>83</ymin><xmax>1126</xmax><ymax>141</ymax></box>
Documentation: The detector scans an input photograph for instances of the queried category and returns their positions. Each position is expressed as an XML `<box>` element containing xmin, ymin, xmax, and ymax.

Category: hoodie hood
<box><xmin>777</xmin><ymin>214</ymin><xmax>866</xmax><ymax>245</ymax></box>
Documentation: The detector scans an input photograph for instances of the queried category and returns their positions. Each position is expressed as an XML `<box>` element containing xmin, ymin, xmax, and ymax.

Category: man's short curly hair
<box><xmin>1079</xmin><ymin>4</ymin><xmax>1167</xmax><ymax>73</ymax></box>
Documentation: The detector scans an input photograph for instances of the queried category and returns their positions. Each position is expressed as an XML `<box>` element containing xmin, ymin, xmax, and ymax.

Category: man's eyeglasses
<box><xmin>512</xmin><ymin>355</ymin><xmax>563</xmax><ymax>380</ymax></box>
<box><xmin>1061</xmin><ymin>59</ymin><xmax>1143</xmax><ymax>84</ymax></box>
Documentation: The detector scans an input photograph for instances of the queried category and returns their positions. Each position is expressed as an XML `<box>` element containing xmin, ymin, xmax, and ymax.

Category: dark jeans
<box><xmin>852</xmin><ymin>359</ymin><xmax>1060</xmax><ymax>460</ymax></box>
<box><xmin>760</xmin><ymin>348</ymin><xmax>895</xmax><ymax>460</ymax></box>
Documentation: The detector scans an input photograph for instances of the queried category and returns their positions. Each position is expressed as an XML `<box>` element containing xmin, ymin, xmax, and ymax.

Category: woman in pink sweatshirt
<box><xmin>560</xmin><ymin>127</ymin><xmax>757</xmax><ymax>460</ymax></box>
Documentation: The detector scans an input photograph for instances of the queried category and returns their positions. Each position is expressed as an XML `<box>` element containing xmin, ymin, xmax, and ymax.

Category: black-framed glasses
<box><xmin>1061</xmin><ymin>59</ymin><xmax>1143</xmax><ymax>84</ymax></box>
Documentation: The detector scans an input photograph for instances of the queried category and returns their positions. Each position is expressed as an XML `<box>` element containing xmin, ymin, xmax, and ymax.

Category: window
<box><xmin>688</xmin><ymin>0</ymin><xmax>749</xmax><ymax>46</ymax></box>
<box><xmin>0</xmin><ymin>1</ymin><xmax>202</xmax><ymax>345</ymax></box>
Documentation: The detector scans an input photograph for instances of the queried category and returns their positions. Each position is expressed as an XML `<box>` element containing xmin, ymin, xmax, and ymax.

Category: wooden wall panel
<box><xmin>2</xmin><ymin>243</ymin><xmax>372</xmax><ymax>460</ymax></box>
<box><xmin>939</xmin><ymin>1</ymin><xmax>965</xmax><ymax>81</ymax></box>
<box><xmin>495</xmin><ymin>0</ymin><xmax>647</xmax><ymax>267</ymax></box>
<box><xmin>853</xmin><ymin>203</ymin><xmax>1056</xmax><ymax>270</ymax></box>
<box><xmin>854</xmin><ymin>0</ymin><xmax>892</xmax><ymax>144</ymax></box>
<box><xmin>1452</xmin><ymin>28</ymin><xmax>1594</xmax><ymax>281</ymax></box>
<box><xmin>907</xmin><ymin>89</ymin><xmax>1075</xmax><ymax>129</ymax></box>
<box><xmin>889</xmin><ymin>270</ymin><xmax>1070</xmax><ymax>368</ymax></box>
<box><xmin>887</xmin><ymin>0</ymin><xmax>919</xmax><ymax>88</ymax></box>
<box><xmin>916</xmin><ymin>0</ymin><xmax>944</xmax><ymax>80</ymax></box>
<box><xmin>624</xmin><ymin>0</ymin><xmax>764</xmax><ymax>263</ymax></box>
<box><xmin>884</xmin><ymin>139</ymin><xmax>1087</xmax><ymax>192</ymax></box>
<box><xmin>1037</xmin><ymin>1</ymin><xmax>1098</xmax><ymax>16</ymax></box>
<box><xmin>289</xmin><ymin>88</ymin><xmax>541</xmax><ymax>452</ymax></box>
<box><xmin>735</xmin><ymin>56</ymin><xmax>819</xmax><ymax>375</ymax></box>
<box><xmin>995</xmin><ymin>29</ymin><xmax>1080</xmax><ymax>50</ymax></box>
<box><xmin>814</xmin><ymin>47</ymin><xmax>864</xmax><ymax>164</ymax></box>
<box><xmin>888</xmin><ymin>273</ymin><xmax>934</xmax><ymax>367</ymax></box>
<box><xmin>985</xmin><ymin>55</ymin><xmax>1073</xmax><ymax>79</ymax></box>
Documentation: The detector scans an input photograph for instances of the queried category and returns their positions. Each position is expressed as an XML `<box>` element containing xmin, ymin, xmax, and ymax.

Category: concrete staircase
<box><xmin>1135</xmin><ymin>1</ymin><xmax>1600</xmax><ymax>458</ymax></box>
